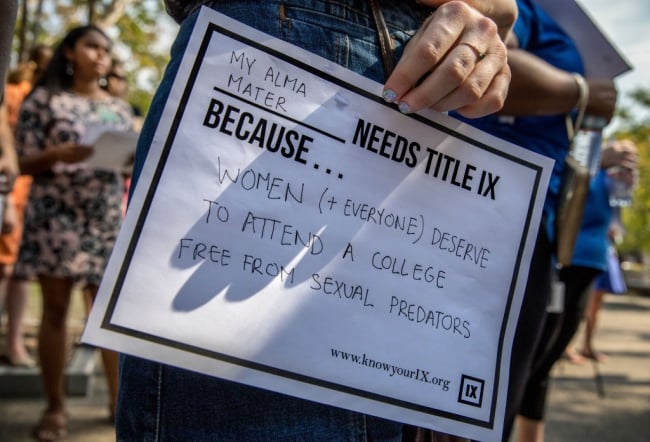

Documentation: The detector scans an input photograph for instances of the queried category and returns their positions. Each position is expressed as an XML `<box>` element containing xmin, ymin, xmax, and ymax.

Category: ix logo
<box><xmin>458</xmin><ymin>374</ymin><xmax>485</xmax><ymax>407</ymax></box>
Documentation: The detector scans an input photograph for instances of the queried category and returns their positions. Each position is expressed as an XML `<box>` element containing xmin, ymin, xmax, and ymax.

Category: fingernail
<box><xmin>398</xmin><ymin>101</ymin><xmax>411</xmax><ymax>114</ymax></box>
<box><xmin>382</xmin><ymin>89</ymin><xmax>397</xmax><ymax>102</ymax></box>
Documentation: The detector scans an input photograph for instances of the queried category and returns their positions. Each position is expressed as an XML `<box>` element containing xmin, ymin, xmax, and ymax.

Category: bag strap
<box><xmin>565</xmin><ymin>73</ymin><xmax>589</xmax><ymax>141</ymax></box>
<box><xmin>368</xmin><ymin>0</ymin><xmax>395</xmax><ymax>80</ymax></box>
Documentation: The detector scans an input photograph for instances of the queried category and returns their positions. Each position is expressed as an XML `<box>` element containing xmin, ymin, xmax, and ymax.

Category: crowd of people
<box><xmin>0</xmin><ymin>0</ymin><xmax>642</xmax><ymax>441</ymax></box>
<box><xmin>0</xmin><ymin>10</ymin><xmax>139</xmax><ymax>441</ymax></box>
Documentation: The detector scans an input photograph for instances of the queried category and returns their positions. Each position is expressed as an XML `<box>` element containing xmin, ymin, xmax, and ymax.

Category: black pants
<box><xmin>518</xmin><ymin>265</ymin><xmax>601</xmax><ymax>420</ymax></box>
<box><xmin>502</xmin><ymin>225</ymin><xmax>553</xmax><ymax>440</ymax></box>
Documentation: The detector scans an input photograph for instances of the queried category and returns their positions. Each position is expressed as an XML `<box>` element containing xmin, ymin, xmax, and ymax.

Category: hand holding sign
<box><xmin>83</xmin><ymin>7</ymin><xmax>552</xmax><ymax>441</ymax></box>
<box><xmin>383</xmin><ymin>1</ymin><xmax>511</xmax><ymax>118</ymax></box>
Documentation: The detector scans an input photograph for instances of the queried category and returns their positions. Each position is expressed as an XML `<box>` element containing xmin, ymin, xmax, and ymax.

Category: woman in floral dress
<box><xmin>14</xmin><ymin>25</ymin><xmax>133</xmax><ymax>441</ymax></box>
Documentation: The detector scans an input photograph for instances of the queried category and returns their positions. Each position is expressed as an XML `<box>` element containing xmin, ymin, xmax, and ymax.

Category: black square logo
<box><xmin>458</xmin><ymin>374</ymin><xmax>484</xmax><ymax>407</ymax></box>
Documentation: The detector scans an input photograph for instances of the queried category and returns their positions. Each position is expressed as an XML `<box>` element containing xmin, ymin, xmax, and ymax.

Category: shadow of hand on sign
<box><xmin>166</xmin><ymin>94</ymin><xmax>437</xmax><ymax>312</ymax></box>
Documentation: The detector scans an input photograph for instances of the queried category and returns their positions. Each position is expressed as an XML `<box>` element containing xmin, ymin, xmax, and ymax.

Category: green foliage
<box><xmin>614</xmin><ymin>88</ymin><xmax>650</xmax><ymax>254</ymax></box>
<box><xmin>14</xmin><ymin>0</ymin><xmax>171</xmax><ymax>111</ymax></box>
<box><xmin>130</xmin><ymin>87</ymin><xmax>154</xmax><ymax>116</ymax></box>
<box><xmin>629</xmin><ymin>88</ymin><xmax>650</xmax><ymax>109</ymax></box>
<box><xmin>104</xmin><ymin>1</ymin><xmax>171</xmax><ymax>112</ymax></box>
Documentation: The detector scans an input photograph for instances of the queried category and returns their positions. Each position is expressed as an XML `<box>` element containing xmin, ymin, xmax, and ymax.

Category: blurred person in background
<box><xmin>102</xmin><ymin>56</ymin><xmax>141</xmax><ymax>215</ymax></box>
<box><xmin>5</xmin><ymin>45</ymin><xmax>53</xmax><ymax>131</ymax></box>
<box><xmin>0</xmin><ymin>0</ymin><xmax>24</xmax><ymax>368</ymax></box>
<box><xmin>0</xmin><ymin>44</ymin><xmax>52</xmax><ymax>369</ymax></box>
<box><xmin>4</xmin><ymin>63</ymin><xmax>36</xmax><ymax>130</ymax></box>
<box><xmin>0</xmin><ymin>102</ymin><xmax>21</xmax><ymax>362</ymax></box>
<box><xmin>565</xmin><ymin>139</ymin><xmax>639</xmax><ymax>365</ymax></box>
<box><xmin>103</xmin><ymin>56</ymin><xmax>143</xmax><ymax>130</ymax></box>
<box><xmin>0</xmin><ymin>98</ymin><xmax>32</xmax><ymax>368</ymax></box>
<box><xmin>14</xmin><ymin>25</ymin><xmax>133</xmax><ymax>441</ymax></box>
<box><xmin>577</xmin><ymin>246</ymin><xmax>621</xmax><ymax>363</ymax></box>
<box><xmin>28</xmin><ymin>44</ymin><xmax>54</xmax><ymax>87</ymax></box>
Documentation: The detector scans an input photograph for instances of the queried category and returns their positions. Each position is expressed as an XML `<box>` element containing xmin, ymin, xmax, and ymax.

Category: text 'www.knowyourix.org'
<box><xmin>330</xmin><ymin>348</ymin><xmax>451</xmax><ymax>391</ymax></box>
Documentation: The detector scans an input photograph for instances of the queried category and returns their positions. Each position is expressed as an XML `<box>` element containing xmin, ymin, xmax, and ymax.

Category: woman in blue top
<box><xmin>453</xmin><ymin>0</ymin><xmax>618</xmax><ymax>440</ymax></box>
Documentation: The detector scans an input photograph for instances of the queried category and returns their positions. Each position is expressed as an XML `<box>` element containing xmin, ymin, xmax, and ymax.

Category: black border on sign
<box><xmin>100</xmin><ymin>18</ymin><xmax>543</xmax><ymax>430</ymax></box>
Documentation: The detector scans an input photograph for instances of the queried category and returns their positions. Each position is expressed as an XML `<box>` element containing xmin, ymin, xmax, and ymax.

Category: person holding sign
<box><xmin>13</xmin><ymin>25</ymin><xmax>133</xmax><ymax>441</ymax></box>
<box><xmin>116</xmin><ymin>1</ymin><xmax>516</xmax><ymax>441</ymax></box>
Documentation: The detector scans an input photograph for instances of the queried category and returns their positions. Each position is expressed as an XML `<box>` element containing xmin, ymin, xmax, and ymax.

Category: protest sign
<box><xmin>83</xmin><ymin>7</ymin><xmax>552</xmax><ymax>440</ymax></box>
<box><xmin>536</xmin><ymin>0</ymin><xmax>631</xmax><ymax>78</ymax></box>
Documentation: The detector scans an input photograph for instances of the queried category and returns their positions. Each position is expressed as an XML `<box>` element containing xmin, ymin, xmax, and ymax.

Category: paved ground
<box><xmin>541</xmin><ymin>293</ymin><xmax>650</xmax><ymax>442</ymax></box>
<box><xmin>1</xmin><ymin>291</ymin><xmax>648</xmax><ymax>441</ymax></box>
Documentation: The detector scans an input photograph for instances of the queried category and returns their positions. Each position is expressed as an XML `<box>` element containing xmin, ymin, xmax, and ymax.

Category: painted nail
<box><xmin>382</xmin><ymin>89</ymin><xmax>397</xmax><ymax>102</ymax></box>
<box><xmin>398</xmin><ymin>101</ymin><xmax>411</xmax><ymax>114</ymax></box>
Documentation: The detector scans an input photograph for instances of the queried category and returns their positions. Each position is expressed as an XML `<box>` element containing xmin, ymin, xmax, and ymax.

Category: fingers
<box><xmin>430</xmin><ymin>34</ymin><xmax>509</xmax><ymax>116</ymax></box>
<box><xmin>416</xmin><ymin>0</ymin><xmax>518</xmax><ymax>39</ymax></box>
<box><xmin>619</xmin><ymin>150</ymin><xmax>639</xmax><ymax>171</ymax></box>
<box><xmin>382</xmin><ymin>1</ymin><xmax>508</xmax><ymax>117</ymax></box>
<box><xmin>615</xmin><ymin>139</ymin><xmax>638</xmax><ymax>154</ymax></box>
<box><xmin>613</xmin><ymin>140</ymin><xmax>638</xmax><ymax>164</ymax></box>
<box><xmin>603</xmin><ymin>139</ymin><xmax>639</xmax><ymax>170</ymax></box>
<box><xmin>451</xmin><ymin>63</ymin><xmax>510</xmax><ymax>118</ymax></box>
<box><xmin>382</xmin><ymin>8</ymin><xmax>465</xmax><ymax>108</ymax></box>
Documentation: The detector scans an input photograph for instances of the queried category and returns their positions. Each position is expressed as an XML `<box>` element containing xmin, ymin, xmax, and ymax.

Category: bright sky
<box><xmin>578</xmin><ymin>0</ymin><xmax>650</xmax><ymax>108</ymax></box>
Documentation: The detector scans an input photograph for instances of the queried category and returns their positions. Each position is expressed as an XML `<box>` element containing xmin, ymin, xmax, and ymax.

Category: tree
<box><xmin>613</xmin><ymin>87</ymin><xmax>650</xmax><ymax>255</ymax></box>
<box><xmin>13</xmin><ymin>0</ymin><xmax>174</xmax><ymax>113</ymax></box>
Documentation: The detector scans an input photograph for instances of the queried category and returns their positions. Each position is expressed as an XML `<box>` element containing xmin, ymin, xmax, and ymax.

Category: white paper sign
<box><xmin>83</xmin><ymin>7</ymin><xmax>553</xmax><ymax>441</ymax></box>
<box><xmin>536</xmin><ymin>0</ymin><xmax>631</xmax><ymax>78</ymax></box>
<box><xmin>86</xmin><ymin>130</ymin><xmax>138</xmax><ymax>170</ymax></box>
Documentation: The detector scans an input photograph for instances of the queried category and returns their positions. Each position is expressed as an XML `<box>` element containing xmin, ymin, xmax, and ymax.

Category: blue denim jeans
<box><xmin>118</xmin><ymin>1</ymin><xmax>430</xmax><ymax>440</ymax></box>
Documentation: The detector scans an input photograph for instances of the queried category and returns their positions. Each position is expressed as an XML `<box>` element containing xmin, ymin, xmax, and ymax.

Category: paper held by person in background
<box><xmin>86</xmin><ymin>129</ymin><xmax>139</xmax><ymax>171</ymax></box>
<box><xmin>536</xmin><ymin>0</ymin><xmax>632</xmax><ymax>78</ymax></box>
